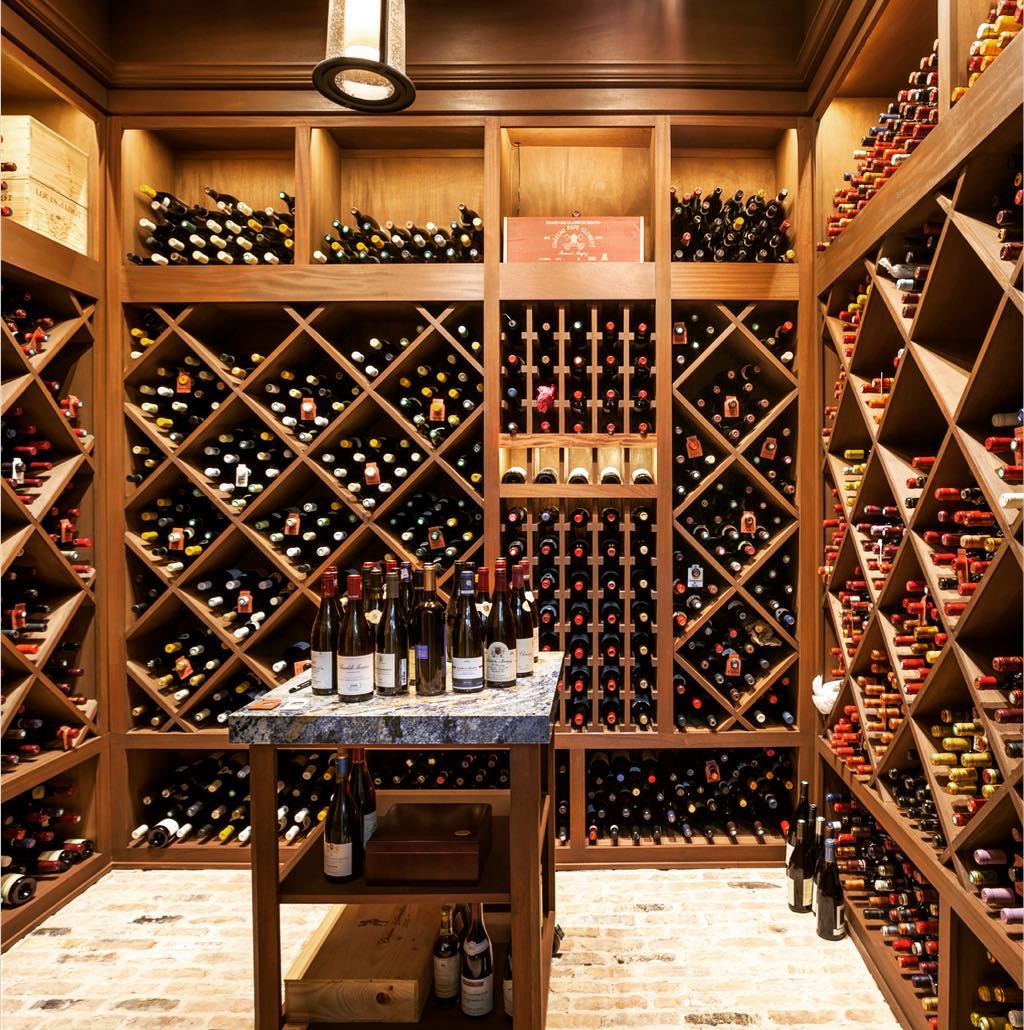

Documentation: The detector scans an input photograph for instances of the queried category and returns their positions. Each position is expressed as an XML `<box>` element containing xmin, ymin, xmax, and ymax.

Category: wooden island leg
<box><xmin>510</xmin><ymin>742</ymin><xmax>545</xmax><ymax>1029</ymax></box>
<box><xmin>250</xmin><ymin>744</ymin><xmax>283</xmax><ymax>1030</ymax></box>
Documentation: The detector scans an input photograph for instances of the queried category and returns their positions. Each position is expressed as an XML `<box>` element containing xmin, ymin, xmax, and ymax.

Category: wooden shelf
<box><xmin>670</xmin><ymin>263</ymin><xmax>800</xmax><ymax>300</ymax></box>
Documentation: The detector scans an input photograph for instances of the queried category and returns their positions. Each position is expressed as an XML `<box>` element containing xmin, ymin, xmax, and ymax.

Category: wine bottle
<box><xmin>337</xmin><ymin>574</ymin><xmax>374</xmax><ymax>703</ymax></box>
<box><xmin>350</xmin><ymin>747</ymin><xmax>377</xmax><ymax>846</ymax></box>
<box><xmin>786</xmin><ymin>819</ymin><xmax>813</xmax><ymax>913</ymax></box>
<box><xmin>503</xmin><ymin>936</ymin><xmax>514</xmax><ymax>1016</ymax></box>
<box><xmin>433</xmin><ymin>904</ymin><xmax>461</xmax><ymax>1005</ymax></box>
<box><xmin>671</xmin><ymin>185</ymin><xmax>794</xmax><ymax>262</ymax></box>
<box><xmin>450</xmin><ymin>567</ymin><xmax>485</xmax><ymax>692</ymax></box>
<box><xmin>460</xmin><ymin>902</ymin><xmax>494</xmax><ymax>1017</ymax></box>
<box><xmin>509</xmin><ymin>562</ymin><xmax>535</xmax><ymax>676</ymax></box>
<box><xmin>484</xmin><ymin>560</ymin><xmax>518</xmax><ymax>689</ymax></box>
<box><xmin>310</xmin><ymin>566</ymin><xmax>340</xmax><ymax>695</ymax></box>
<box><xmin>415</xmin><ymin>563</ymin><xmax>446</xmax><ymax>696</ymax></box>
<box><xmin>324</xmin><ymin>750</ymin><xmax>361</xmax><ymax>882</ymax></box>
<box><xmin>374</xmin><ymin>569</ymin><xmax>409</xmax><ymax>696</ymax></box>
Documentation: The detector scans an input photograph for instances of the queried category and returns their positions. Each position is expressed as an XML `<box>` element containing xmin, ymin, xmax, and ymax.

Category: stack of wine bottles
<box><xmin>136</xmin><ymin>623</ymin><xmax>231</xmax><ymax>705</ymax></box>
<box><xmin>819</xmin><ymin>40</ymin><xmax>938</xmax><ymax>248</ymax></box>
<box><xmin>254</xmin><ymin>366</ymin><xmax>361</xmax><ymax>444</ymax></box>
<box><xmin>830</xmin><ymin>568</ymin><xmax>870</xmax><ymax>661</ymax></box>
<box><xmin>2</xmin><ymin>709</ymin><xmax>88</xmax><ymax>770</ymax></box>
<box><xmin>950</xmin><ymin>5</ymin><xmax>1023</xmax><ymax>106</ymax></box>
<box><xmin>500</xmin><ymin>307</ymin><xmax>654</xmax><ymax>436</ymax></box>
<box><xmin>831</xmin><ymin>280</ymin><xmax>869</xmax><ymax>363</ymax></box>
<box><xmin>961</xmin><ymin>831</ymin><xmax>1024</xmax><ymax>928</ymax></box>
<box><xmin>129</xmin><ymin>749</ymin><xmax>343</xmax><ymax>848</ymax></box>
<box><xmin>876</xmin><ymin>221</ymin><xmax>941</xmax><ymax>321</ymax></box>
<box><xmin>993</xmin><ymin>153</ymin><xmax>1023</xmax><ymax>262</ymax></box>
<box><xmin>826</xmin><ymin>702</ymin><xmax>870</xmax><ymax>775</ymax></box>
<box><xmin>3</xmin><ymin>283</ymin><xmax>56</xmax><ymax>359</ymax></box>
<box><xmin>249</xmin><ymin>496</ymin><xmax>362</xmax><ymax>576</ymax></box>
<box><xmin>127</xmin><ymin>308</ymin><xmax>167</xmax><ymax>361</ymax></box>
<box><xmin>584</xmin><ymin>748</ymin><xmax>794</xmax><ymax>845</ymax></box>
<box><xmin>973</xmin><ymin>655</ymin><xmax>1023</xmax><ymax>761</ymax></box>
<box><xmin>382</xmin><ymin>491</ymin><xmax>482</xmax><ymax>570</ymax></box>
<box><xmin>189</xmin><ymin>423</ymin><xmax>296</xmax><ymax>512</ymax></box>
<box><xmin>816</xmin><ymin>790</ymin><xmax>941</xmax><ymax>1024</ymax></box>
<box><xmin>391</xmin><ymin>353</ymin><xmax>483</xmax><ymax>446</ymax></box>
<box><xmin>854</xmin><ymin>655</ymin><xmax>905</xmax><ymax>762</ymax></box>
<box><xmin>317</xmin><ymin>430</ymin><xmax>427</xmax><ymax>509</ymax></box>
<box><xmin>190</xmin><ymin>567</ymin><xmax>295</xmax><ymax>642</ymax></box>
<box><xmin>42</xmin><ymin>494</ymin><xmax>94</xmax><ymax>580</ymax></box>
<box><xmin>314</xmin><ymin>205</ymin><xmax>483</xmax><ymax>264</ymax></box>
<box><xmin>2</xmin><ymin>776</ymin><xmax>95</xmax><ymax>908</ymax></box>
<box><xmin>131</xmin><ymin>671</ymin><xmax>269</xmax><ymax>730</ymax></box>
<box><xmin>307</xmin><ymin>557</ymin><xmax>539</xmax><ymax>701</ymax></box>
<box><xmin>880</xmin><ymin>758</ymin><xmax>947</xmax><ymax>850</ymax></box>
<box><xmin>130</xmin><ymin>185</ymin><xmax>295</xmax><ymax>266</ymax></box>
<box><xmin>672</xmin><ymin>310</ymin><xmax>722</xmax><ymax>373</ymax></box>
<box><xmin>130</xmin><ymin>355</ymin><xmax>226</xmax><ymax>442</ymax></box>
<box><xmin>966</xmin><ymin>970</ymin><xmax>1024</xmax><ymax>1030</ymax></box>
<box><xmin>924</xmin><ymin>705</ymin><xmax>1004</xmax><ymax>809</ymax></box>
<box><xmin>2</xmin><ymin>407</ymin><xmax>69</xmax><ymax>508</ymax></box>
<box><xmin>670</xmin><ymin>186</ymin><xmax>793</xmax><ymax>262</ymax></box>
<box><xmin>885</xmin><ymin>580</ymin><xmax>945</xmax><ymax>698</ymax></box>
<box><xmin>3</xmin><ymin>560</ymin><xmax>57</xmax><ymax>661</ymax></box>
<box><xmin>501</xmin><ymin>502</ymin><xmax>656</xmax><ymax>730</ymax></box>
<box><xmin>368</xmin><ymin>750</ymin><xmax>510</xmax><ymax>790</ymax></box>
<box><xmin>129</xmin><ymin>481</ymin><xmax>226</xmax><ymax>576</ymax></box>
<box><xmin>343</xmin><ymin>328</ymin><xmax>419</xmax><ymax>381</ymax></box>
<box><xmin>851</xmin><ymin>500</ymin><xmax>904</xmax><ymax>591</ymax></box>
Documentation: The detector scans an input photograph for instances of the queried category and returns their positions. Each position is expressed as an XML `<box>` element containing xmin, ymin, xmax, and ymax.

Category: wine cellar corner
<box><xmin>1</xmin><ymin>2</ymin><xmax>1022</xmax><ymax>1028</ymax></box>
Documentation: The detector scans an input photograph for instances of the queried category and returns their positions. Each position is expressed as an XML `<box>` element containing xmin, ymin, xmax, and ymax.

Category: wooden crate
<box><xmin>1</xmin><ymin>115</ymin><xmax>89</xmax><ymax>206</ymax></box>
<box><xmin>1</xmin><ymin>174</ymin><xmax>89</xmax><ymax>254</ymax></box>
<box><xmin>284</xmin><ymin>904</ymin><xmax>436</xmax><ymax>1024</ymax></box>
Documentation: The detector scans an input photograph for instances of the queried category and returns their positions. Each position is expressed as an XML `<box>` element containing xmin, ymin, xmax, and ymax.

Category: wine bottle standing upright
<box><xmin>460</xmin><ymin>902</ymin><xmax>494</xmax><ymax>1017</ymax></box>
<box><xmin>509</xmin><ymin>562</ymin><xmax>535</xmax><ymax>676</ymax></box>
<box><xmin>786</xmin><ymin>780</ymin><xmax>809</xmax><ymax>864</ymax></box>
<box><xmin>374</xmin><ymin>570</ymin><xmax>409</xmax><ymax>695</ymax></box>
<box><xmin>350</xmin><ymin>747</ymin><xmax>377</xmax><ymax>846</ymax></box>
<box><xmin>337</xmin><ymin>574</ymin><xmax>374</xmax><ymax>702</ymax></box>
<box><xmin>433</xmin><ymin>904</ymin><xmax>461</xmax><ymax>1006</ymax></box>
<box><xmin>451</xmin><ymin>568</ymin><xmax>485</xmax><ymax>692</ymax></box>
<box><xmin>786</xmin><ymin>818</ymin><xmax>813</xmax><ymax>913</ymax></box>
<box><xmin>310</xmin><ymin>566</ymin><xmax>340</xmax><ymax>695</ymax></box>
<box><xmin>503</xmin><ymin>936</ymin><xmax>513</xmax><ymax>1017</ymax></box>
<box><xmin>324</xmin><ymin>750</ymin><xmax>362</xmax><ymax>882</ymax></box>
<box><xmin>815</xmin><ymin>838</ymin><xmax>847</xmax><ymax>940</ymax></box>
<box><xmin>416</xmin><ymin>563</ymin><xmax>447</xmax><ymax>696</ymax></box>
<box><xmin>485</xmin><ymin>560</ymin><xmax>518</xmax><ymax>689</ymax></box>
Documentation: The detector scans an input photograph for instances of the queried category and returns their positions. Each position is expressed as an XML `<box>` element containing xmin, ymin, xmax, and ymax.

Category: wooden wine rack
<box><xmin>0</xmin><ymin>10</ymin><xmax>1021</xmax><ymax>1028</ymax></box>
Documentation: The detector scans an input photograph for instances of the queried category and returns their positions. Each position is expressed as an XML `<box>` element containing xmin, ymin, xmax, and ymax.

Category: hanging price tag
<box><xmin>174</xmin><ymin>656</ymin><xmax>194</xmax><ymax>680</ymax></box>
<box><xmin>167</xmin><ymin>527</ymin><xmax>185</xmax><ymax>551</ymax></box>
<box><xmin>673</xmin><ymin>321</ymin><xmax>688</xmax><ymax>346</ymax></box>
<box><xmin>10</xmin><ymin>457</ymin><xmax>24</xmax><ymax>484</ymax></box>
<box><xmin>740</xmin><ymin>510</ymin><xmax>757</xmax><ymax>534</ymax></box>
<box><xmin>760</xmin><ymin>436</ymin><xmax>778</xmax><ymax>460</ymax></box>
<box><xmin>704</xmin><ymin>759</ymin><xmax>721</xmax><ymax>783</ymax></box>
<box><xmin>175</xmin><ymin>373</ymin><xmax>192</xmax><ymax>394</ymax></box>
<box><xmin>284</xmin><ymin>513</ymin><xmax>301</xmax><ymax>535</ymax></box>
<box><xmin>724</xmin><ymin>652</ymin><xmax>742</xmax><ymax>677</ymax></box>
<box><xmin>687</xmin><ymin>564</ymin><xmax>704</xmax><ymax>588</ymax></box>
<box><xmin>364</xmin><ymin>462</ymin><xmax>381</xmax><ymax>485</ymax></box>
<box><xmin>723</xmin><ymin>395</ymin><xmax>740</xmax><ymax>419</ymax></box>
<box><xmin>428</xmin><ymin>526</ymin><xmax>445</xmax><ymax>550</ymax></box>
<box><xmin>10</xmin><ymin>603</ymin><xmax>26</xmax><ymax>630</ymax></box>
<box><xmin>60</xmin><ymin>518</ymin><xmax>75</xmax><ymax>543</ymax></box>
<box><xmin>685</xmin><ymin>435</ymin><xmax>703</xmax><ymax>459</ymax></box>
<box><xmin>293</xmin><ymin>658</ymin><xmax>311</xmax><ymax>676</ymax></box>
<box><xmin>299</xmin><ymin>397</ymin><xmax>317</xmax><ymax>421</ymax></box>
<box><xmin>236</xmin><ymin>590</ymin><xmax>253</xmax><ymax>613</ymax></box>
<box><xmin>234</xmin><ymin>463</ymin><xmax>250</xmax><ymax>488</ymax></box>
<box><xmin>429</xmin><ymin>398</ymin><xmax>446</xmax><ymax>422</ymax></box>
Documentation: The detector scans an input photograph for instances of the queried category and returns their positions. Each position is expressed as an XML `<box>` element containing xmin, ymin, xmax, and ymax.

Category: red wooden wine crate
<box><xmin>502</xmin><ymin>216</ymin><xmax>644</xmax><ymax>262</ymax></box>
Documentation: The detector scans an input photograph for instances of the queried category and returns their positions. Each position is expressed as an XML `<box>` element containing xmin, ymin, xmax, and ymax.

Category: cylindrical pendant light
<box><xmin>312</xmin><ymin>0</ymin><xmax>416</xmax><ymax>113</ymax></box>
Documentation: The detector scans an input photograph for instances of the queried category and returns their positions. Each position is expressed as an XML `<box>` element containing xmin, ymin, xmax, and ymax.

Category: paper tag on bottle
<box><xmin>10</xmin><ymin>603</ymin><xmax>25</xmax><ymax>630</ymax></box>
<box><xmin>234</xmin><ymin>463</ymin><xmax>250</xmax><ymax>488</ymax></box>
<box><xmin>434</xmin><ymin>954</ymin><xmax>460</xmax><ymax>1000</ymax></box>
<box><xmin>167</xmin><ymin>527</ymin><xmax>185</xmax><ymax>551</ymax></box>
<box><xmin>452</xmin><ymin>655</ymin><xmax>485</xmax><ymax>690</ymax></box>
<box><xmin>60</xmin><ymin>518</ymin><xmax>75</xmax><ymax>543</ymax></box>
<box><xmin>323</xmin><ymin>840</ymin><xmax>353</xmax><ymax>878</ymax></box>
<box><xmin>486</xmin><ymin>641</ymin><xmax>517</xmax><ymax>683</ymax></box>
<box><xmin>174</xmin><ymin>656</ymin><xmax>193</xmax><ymax>680</ymax></box>
<box><xmin>673</xmin><ymin>321</ymin><xmax>688</xmax><ymax>345</ymax></box>
<box><xmin>427</xmin><ymin>526</ymin><xmax>445</xmax><ymax>550</ymax></box>
<box><xmin>740</xmin><ymin>511</ymin><xmax>757</xmax><ymax>534</ymax></box>
<box><xmin>685</xmin><ymin>435</ymin><xmax>703</xmax><ymax>459</ymax></box>
<box><xmin>704</xmin><ymin>759</ymin><xmax>720</xmax><ymax>783</ymax></box>
<box><xmin>724</xmin><ymin>652</ymin><xmax>742</xmax><ymax>677</ymax></box>
<box><xmin>687</xmin><ymin>564</ymin><xmax>704</xmax><ymax>588</ymax></box>
<box><xmin>299</xmin><ymin>397</ymin><xmax>316</xmax><ymax>420</ymax></box>
<box><xmin>366</xmin><ymin>609</ymin><xmax>382</xmax><ymax>625</ymax></box>
<box><xmin>284</xmin><ymin>513</ymin><xmax>301</xmax><ymax>535</ymax></box>
<box><xmin>176</xmin><ymin>373</ymin><xmax>192</xmax><ymax>394</ymax></box>
<box><xmin>429</xmin><ymin>398</ymin><xmax>446</xmax><ymax>421</ymax></box>
<box><xmin>723</xmin><ymin>395</ymin><xmax>740</xmax><ymax>419</ymax></box>
<box><xmin>9</xmin><ymin>457</ymin><xmax>24</xmax><ymax>484</ymax></box>
<box><xmin>760</xmin><ymin>436</ymin><xmax>778</xmax><ymax>460</ymax></box>
<box><xmin>293</xmin><ymin>659</ymin><xmax>311</xmax><ymax>676</ymax></box>
<box><xmin>236</xmin><ymin>590</ymin><xmax>253</xmax><ymax>613</ymax></box>
<box><xmin>364</xmin><ymin>462</ymin><xmax>380</xmax><ymax>485</ymax></box>
<box><xmin>336</xmin><ymin>652</ymin><xmax>373</xmax><ymax>697</ymax></box>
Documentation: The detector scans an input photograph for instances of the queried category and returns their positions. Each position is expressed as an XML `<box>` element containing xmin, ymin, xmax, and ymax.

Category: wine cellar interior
<box><xmin>0</xmin><ymin>0</ymin><xmax>1022</xmax><ymax>1027</ymax></box>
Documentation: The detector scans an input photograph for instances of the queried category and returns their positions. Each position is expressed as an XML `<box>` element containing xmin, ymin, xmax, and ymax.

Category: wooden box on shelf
<box><xmin>284</xmin><ymin>904</ymin><xmax>436</xmax><ymax>1025</ymax></box>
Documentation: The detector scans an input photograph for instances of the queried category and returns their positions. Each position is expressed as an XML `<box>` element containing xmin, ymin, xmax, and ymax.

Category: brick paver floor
<box><xmin>1</xmin><ymin>866</ymin><xmax>900</xmax><ymax>1029</ymax></box>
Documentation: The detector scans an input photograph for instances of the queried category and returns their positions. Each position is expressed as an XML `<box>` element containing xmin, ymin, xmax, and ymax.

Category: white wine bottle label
<box><xmin>375</xmin><ymin>651</ymin><xmax>405</xmax><ymax>691</ymax></box>
<box><xmin>324</xmin><ymin>840</ymin><xmax>353</xmax><ymax>877</ymax></box>
<box><xmin>366</xmin><ymin>609</ymin><xmax>382</xmax><ymax>626</ymax></box>
<box><xmin>503</xmin><ymin>975</ymin><xmax>513</xmax><ymax>1017</ymax></box>
<box><xmin>310</xmin><ymin>650</ymin><xmax>334</xmax><ymax>694</ymax></box>
<box><xmin>460</xmin><ymin>974</ymin><xmax>494</xmax><ymax>1017</ymax></box>
<box><xmin>532</xmin><ymin>626</ymin><xmax>539</xmax><ymax>657</ymax></box>
<box><xmin>516</xmin><ymin>637</ymin><xmax>534</xmax><ymax>674</ymax></box>
<box><xmin>452</xmin><ymin>655</ymin><xmax>484</xmax><ymax>691</ymax></box>
<box><xmin>486</xmin><ymin>642</ymin><xmax>516</xmax><ymax>684</ymax></box>
<box><xmin>833</xmin><ymin>904</ymin><xmax>845</xmax><ymax>937</ymax></box>
<box><xmin>337</xmin><ymin>653</ymin><xmax>373</xmax><ymax>697</ymax></box>
<box><xmin>433</xmin><ymin>954</ymin><xmax>460</xmax><ymax>999</ymax></box>
<box><xmin>362</xmin><ymin>810</ymin><xmax>378</xmax><ymax>847</ymax></box>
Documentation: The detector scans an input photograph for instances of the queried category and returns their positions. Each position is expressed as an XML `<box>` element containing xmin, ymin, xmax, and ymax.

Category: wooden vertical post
<box><xmin>510</xmin><ymin>743</ymin><xmax>544</xmax><ymax>1029</ymax></box>
<box><xmin>249</xmin><ymin>744</ymin><xmax>283</xmax><ymax>1030</ymax></box>
<box><xmin>483</xmin><ymin>117</ymin><xmax>502</xmax><ymax>570</ymax></box>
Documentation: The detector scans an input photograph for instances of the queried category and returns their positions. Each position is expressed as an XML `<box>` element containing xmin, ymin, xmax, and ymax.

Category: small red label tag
<box><xmin>249</xmin><ymin>698</ymin><xmax>281</xmax><ymax>710</ymax></box>
<box><xmin>60</xmin><ymin>518</ymin><xmax>75</xmax><ymax>543</ymax></box>
<box><xmin>704</xmin><ymin>760</ymin><xmax>721</xmax><ymax>783</ymax></box>
<box><xmin>299</xmin><ymin>397</ymin><xmax>316</xmax><ymax>421</ymax></box>
<box><xmin>293</xmin><ymin>659</ymin><xmax>311</xmax><ymax>676</ymax></box>
<box><xmin>760</xmin><ymin>436</ymin><xmax>778</xmax><ymax>460</ymax></box>
<box><xmin>723</xmin><ymin>395</ymin><xmax>740</xmax><ymax>419</ymax></box>
<box><xmin>364</xmin><ymin>462</ymin><xmax>381</xmax><ymax>485</ymax></box>
<box><xmin>174</xmin><ymin>656</ymin><xmax>193</xmax><ymax>680</ymax></box>
<box><xmin>176</xmin><ymin>373</ymin><xmax>192</xmax><ymax>394</ymax></box>
<box><xmin>284</xmin><ymin>513</ymin><xmax>301</xmax><ymax>536</ymax></box>
<box><xmin>428</xmin><ymin>526</ymin><xmax>445</xmax><ymax>550</ymax></box>
<box><xmin>740</xmin><ymin>511</ymin><xmax>757</xmax><ymax>534</ymax></box>
<box><xmin>167</xmin><ymin>527</ymin><xmax>185</xmax><ymax>551</ymax></box>
<box><xmin>724</xmin><ymin>653</ymin><xmax>742</xmax><ymax>677</ymax></box>
<box><xmin>11</xmin><ymin>603</ymin><xmax>26</xmax><ymax>630</ymax></box>
<box><xmin>685</xmin><ymin>435</ymin><xmax>703</xmax><ymax>459</ymax></box>
<box><xmin>429</xmin><ymin>398</ymin><xmax>446</xmax><ymax>421</ymax></box>
<box><xmin>236</xmin><ymin>590</ymin><xmax>253</xmax><ymax>613</ymax></box>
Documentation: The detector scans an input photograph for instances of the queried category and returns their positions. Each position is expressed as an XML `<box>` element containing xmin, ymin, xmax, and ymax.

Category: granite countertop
<box><xmin>228</xmin><ymin>651</ymin><xmax>564</xmax><ymax>746</ymax></box>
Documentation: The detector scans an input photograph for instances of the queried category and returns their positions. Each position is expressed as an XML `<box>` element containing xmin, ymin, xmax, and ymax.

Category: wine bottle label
<box><xmin>533</xmin><ymin>626</ymin><xmax>540</xmax><ymax>655</ymax></box>
<box><xmin>336</xmin><ymin>653</ymin><xmax>373</xmax><ymax>697</ymax></box>
<box><xmin>788</xmin><ymin>874</ymin><xmax>813</xmax><ymax>908</ymax></box>
<box><xmin>486</xmin><ymin>642</ymin><xmax>516</xmax><ymax>683</ymax></box>
<box><xmin>434</xmin><ymin>954</ymin><xmax>460</xmax><ymax>999</ymax></box>
<box><xmin>362</xmin><ymin>810</ymin><xmax>377</xmax><ymax>847</ymax></box>
<box><xmin>685</xmin><ymin>435</ymin><xmax>703</xmax><ymax>458</ymax></box>
<box><xmin>460</xmin><ymin>974</ymin><xmax>494</xmax><ymax>1016</ymax></box>
<box><xmin>323</xmin><ymin>840</ymin><xmax>353</xmax><ymax>877</ymax></box>
<box><xmin>374</xmin><ymin>652</ymin><xmax>408</xmax><ymax>690</ymax></box>
<box><xmin>516</xmin><ymin>637</ymin><xmax>534</xmax><ymax>674</ymax></box>
<box><xmin>687</xmin><ymin>564</ymin><xmax>704</xmax><ymax>587</ymax></box>
<box><xmin>452</xmin><ymin>655</ymin><xmax>485</xmax><ymax>691</ymax></box>
<box><xmin>408</xmin><ymin>647</ymin><xmax>417</xmax><ymax>685</ymax></box>
<box><xmin>503</xmin><ymin>974</ymin><xmax>513</xmax><ymax>1017</ymax></box>
<box><xmin>310</xmin><ymin>650</ymin><xmax>335</xmax><ymax>694</ymax></box>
